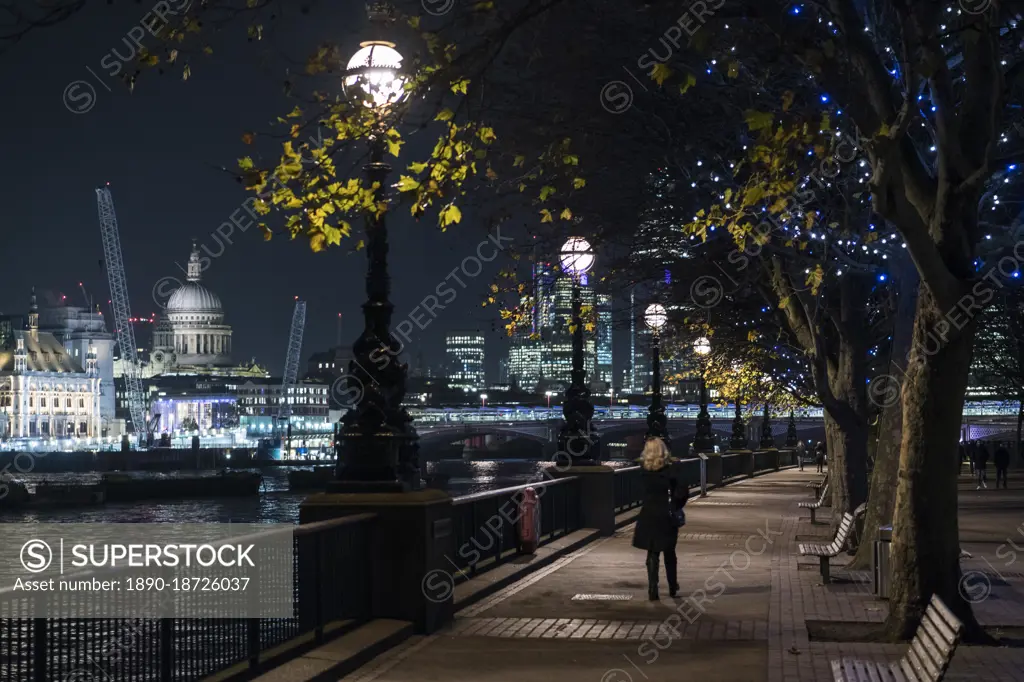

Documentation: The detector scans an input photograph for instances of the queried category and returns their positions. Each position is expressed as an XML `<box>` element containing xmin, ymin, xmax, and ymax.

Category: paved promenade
<box><xmin>341</xmin><ymin>469</ymin><xmax>1024</xmax><ymax>682</ymax></box>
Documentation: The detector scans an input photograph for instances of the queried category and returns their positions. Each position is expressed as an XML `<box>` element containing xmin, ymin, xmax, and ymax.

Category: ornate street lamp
<box><xmin>786</xmin><ymin>410</ymin><xmax>799</xmax><ymax>447</ymax></box>
<box><xmin>692</xmin><ymin>337</ymin><xmax>714</xmax><ymax>452</ymax></box>
<box><xmin>760</xmin><ymin>402</ymin><xmax>775</xmax><ymax>448</ymax></box>
<box><xmin>334</xmin><ymin>32</ymin><xmax>419</xmax><ymax>491</ymax></box>
<box><xmin>644</xmin><ymin>303</ymin><xmax>669</xmax><ymax>442</ymax></box>
<box><xmin>730</xmin><ymin>398</ymin><xmax>748</xmax><ymax>450</ymax></box>
<box><xmin>557</xmin><ymin>237</ymin><xmax>598</xmax><ymax>465</ymax></box>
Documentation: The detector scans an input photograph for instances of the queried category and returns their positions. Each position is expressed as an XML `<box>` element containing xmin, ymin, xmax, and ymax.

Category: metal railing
<box><xmin>0</xmin><ymin>514</ymin><xmax>374</xmax><ymax>682</ymax></box>
<box><xmin>721</xmin><ymin>453</ymin><xmax>747</xmax><ymax>480</ymax></box>
<box><xmin>613</xmin><ymin>458</ymin><xmax>704</xmax><ymax>512</ymax></box>
<box><xmin>613</xmin><ymin>466</ymin><xmax>643</xmax><ymax>512</ymax></box>
<box><xmin>449</xmin><ymin>476</ymin><xmax>581</xmax><ymax>579</ymax></box>
<box><xmin>753</xmin><ymin>450</ymin><xmax>775</xmax><ymax>472</ymax></box>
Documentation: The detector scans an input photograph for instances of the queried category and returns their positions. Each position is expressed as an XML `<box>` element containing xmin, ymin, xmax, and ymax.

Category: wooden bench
<box><xmin>798</xmin><ymin>481</ymin><xmax>830</xmax><ymax>523</ymax></box>
<box><xmin>798</xmin><ymin>511</ymin><xmax>854</xmax><ymax>583</ymax></box>
<box><xmin>807</xmin><ymin>474</ymin><xmax>828</xmax><ymax>499</ymax></box>
<box><xmin>831</xmin><ymin>594</ymin><xmax>963</xmax><ymax>681</ymax></box>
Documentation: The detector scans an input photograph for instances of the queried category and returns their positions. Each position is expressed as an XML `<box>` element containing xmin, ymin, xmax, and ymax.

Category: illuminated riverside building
<box><xmin>149</xmin><ymin>243</ymin><xmax>234</xmax><ymax>374</ymax></box>
<box><xmin>446</xmin><ymin>331</ymin><xmax>486</xmax><ymax>391</ymax></box>
<box><xmin>39</xmin><ymin>304</ymin><xmax>116</xmax><ymax>429</ymax></box>
<box><xmin>0</xmin><ymin>291</ymin><xmax>102</xmax><ymax>439</ymax></box>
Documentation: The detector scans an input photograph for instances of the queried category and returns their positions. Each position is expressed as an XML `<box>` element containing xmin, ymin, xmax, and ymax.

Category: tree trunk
<box><xmin>825</xmin><ymin>275</ymin><xmax>870</xmax><ymax>522</ymax></box>
<box><xmin>885</xmin><ymin>286</ymin><xmax>985</xmax><ymax>641</ymax></box>
<box><xmin>825</xmin><ymin>408</ymin><xmax>869</xmax><ymax>523</ymax></box>
<box><xmin>851</xmin><ymin>254</ymin><xmax>918</xmax><ymax>570</ymax></box>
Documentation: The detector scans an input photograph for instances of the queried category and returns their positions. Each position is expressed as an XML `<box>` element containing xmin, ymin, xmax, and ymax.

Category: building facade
<box><xmin>0</xmin><ymin>293</ymin><xmax>101</xmax><ymax>439</ymax></box>
<box><xmin>446</xmin><ymin>331</ymin><xmax>485</xmax><ymax>391</ymax></box>
<box><xmin>39</xmin><ymin>305</ymin><xmax>115</xmax><ymax>428</ymax></box>
<box><xmin>149</xmin><ymin>243</ymin><xmax>234</xmax><ymax>374</ymax></box>
<box><xmin>596</xmin><ymin>294</ymin><xmax>613</xmax><ymax>387</ymax></box>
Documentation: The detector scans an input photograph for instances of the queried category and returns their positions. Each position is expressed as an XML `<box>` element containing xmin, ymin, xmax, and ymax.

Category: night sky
<box><xmin>0</xmin><ymin>1</ymin><xmax>511</xmax><ymax>377</ymax></box>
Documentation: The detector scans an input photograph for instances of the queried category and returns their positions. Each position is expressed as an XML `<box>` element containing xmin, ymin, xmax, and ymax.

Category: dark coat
<box><xmin>632</xmin><ymin>463</ymin><xmax>687</xmax><ymax>552</ymax></box>
<box><xmin>975</xmin><ymin>445</ymin><xmax>990</xmax><ymax>467</ymax></box>
<box><xmin>994</xmin><ymin>447</ymin><xmax>1010</xmax><ymax>469</ymax></box>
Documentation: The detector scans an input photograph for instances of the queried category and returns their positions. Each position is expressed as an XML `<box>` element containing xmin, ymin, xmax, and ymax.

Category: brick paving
<box><xmin>341</xmin><ymin>470</ymin><xmax>1024</xmax><ymax>682</ymax></box>
<box><xmin>450</xmin><ymin>617</ymin><xmax>769</xmax><ymax>641</ymax></box>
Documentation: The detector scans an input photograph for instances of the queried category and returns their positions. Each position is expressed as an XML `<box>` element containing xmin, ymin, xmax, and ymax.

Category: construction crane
<box><xmin>95</xmin><ymin>186</ymin><xmax>147</xmax><ymax>442</ymax></box>
<box><xmin>275</xmin><ymin>298</ymin><xmax>307</xmax><ymax>452</ymax></box>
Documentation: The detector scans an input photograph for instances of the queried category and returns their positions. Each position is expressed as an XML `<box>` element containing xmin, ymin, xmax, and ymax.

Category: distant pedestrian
<box><xmin>796</xmin><ymin>441</ymin><xmax>806</xmax><ymax>471</ymax></box>
<box><xmin>959</xmin><ymin>441</ymin><xmax>966</xmax><ymax>475</ymax></box>
<box><xmin>632</xmin><ymin>438</ymin><xmax>686</xmax><ymax>601</ymax></box>
<box><xmin>994</xmin><ymin>444</ymin><xmax>1010</xmax><ymax>489</ymax></box>
<box><xmin>974</xmin><ymin>442</ymin><xmax>990</xmax><ymax>489</ymax></box>
<box><xmin>815</xmin><ymin>442</ymin><xmax>826</xmax><ymax>473</ymax></box>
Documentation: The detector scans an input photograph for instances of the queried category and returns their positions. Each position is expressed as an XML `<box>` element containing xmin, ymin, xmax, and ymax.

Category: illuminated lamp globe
<box><xmin>693</xmin><ymin>337</ymin><xmax>711</xmax><ymax>356</ymax></box>
<box><xmin>559</xmin><ymin>237</ymin><xmax>595</xmax><ymax>276</ymax></box>
<box><xmin>343</xmin><ymin>41</ymin><xmax>408</xmax><ymax>110</ymax></box>
<box><xmin>644</xmin><ymin>303</ymin><xmax>668</xmax><ymax>331</ymax></box>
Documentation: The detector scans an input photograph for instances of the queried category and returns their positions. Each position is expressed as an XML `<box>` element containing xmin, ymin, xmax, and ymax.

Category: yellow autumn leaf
<box><xmin>572</xmin><ymin>177</ymin><xmax>586</xmax><ymax>189</ymax></box>
<box><xmin>386</xmin><ymin>137</ymin><xmax>403</xmax><ymax>157</ymax></box>
<box><xmin>478</xmin><ymin>127</ymin><xmax>497</xmax><ymax>144</ymax></box>
<box><xmin>742</xmin><ymin>186</ymin><xmax>765</xmax><ymax>207</ymax></box>
<box><xmin>744</xmin><ymin>110</ymin><xmax>774</xmax><ymax>132</ymax></box>
<box><xmin>408</xmin><ymin>16</ymin><xmax>421</xmax><ymax>29</ymax></box>
<box><xmin>310</xmin><ymin>233</ymin><xmax>326</xmax><ymax>252</ymax></box>
<box><xmin>513</xmin><ymin>155</ymin><xmax>525</xmax><ymax>167</ymax></box>
<box><xmin>395</xmin><ymin>175</ymin><xmax>421</xmax><ymax>192</ymax></box>
<box><xmin>238</xmin><ymin>157</ymin><xmax>254</xmax><ymax>171</ymax></box>
<box><xmin>806</xmin><ymin>265</ymin><xmax>825</xmax><ymax>294</ymax></box>
<box><xmin>435</xmin><ymin>108</ymin><xmax>455</xmax><ymax>122</ymax></box>
<box><xmin>539</xmin><ymin>209</ymin><xmax>554</xmax><ymax>223</ymax></box>
<box><xmin>650</xmin><ymin>62</ymin><xmax>672</xmax><ymax>86</ymax></box>
<box><xmin>560</xmin><ymin>208</ymin><xmax>573</xmax><ymax>221</ymax></box>
<box><xmin>562</xmin><ymin>154</ymin><xmax>579</xmax><ymax>166</ymax></box>
<box><xmin>408</xmin><ymin>161</ymin><xmax>429</xmax><ymax>174</ymax></box>
<box><xmin>804</xmin><ymin>213</ymin><xmax>815</xmax><ymax>229</ymax></box>
<box><xmin>539</xmin><ymin>186</ymin><xmax>556</xmax><ymax>201</ymax></box>
<box><xmin>451</xmin><ymin>78</ymin><xmax>470</xmax><ymax>95</ymax></box>
<box><xmin>440</xmin><ymin>203</ymin><xmax>462</xmax><ymax>227</ymax></box>
<box><xmin>678</xmin><ymin>72</ymin><xmax>697</xmax><ymax>95</ymax></box>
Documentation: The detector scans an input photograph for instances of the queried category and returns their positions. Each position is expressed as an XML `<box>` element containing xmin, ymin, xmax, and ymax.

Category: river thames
<box><xmin>0</xmin><ymin>459</ymin><xmax>632</xmax><ymax>524</ymax></box>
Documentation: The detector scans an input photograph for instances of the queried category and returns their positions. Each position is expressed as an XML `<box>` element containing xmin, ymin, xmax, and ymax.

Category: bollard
<box><xmin>518</xmin><ymin>487</ymin><xmax>540</xmax><ymax>554</ymax></box>
<box><xmin>698</xmin><ymin>453</ymin><xmax>708</xmax><ymax>497</ymax></box>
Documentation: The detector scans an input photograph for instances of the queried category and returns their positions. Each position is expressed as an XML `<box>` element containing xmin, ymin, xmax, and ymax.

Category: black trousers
<box><xmin>646</xmin><ymin>547</ymin><xmax>678</xmax><ymax>590</ymax></box>
<box><xmin>996</xmin><ymin>465</ymin><xmax>1009</xmax><ymax>488</ymax></box>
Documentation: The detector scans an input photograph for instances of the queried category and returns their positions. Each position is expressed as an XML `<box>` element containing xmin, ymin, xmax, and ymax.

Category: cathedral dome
<box><xmin>167</xmin><ymin>283</ymin><xmax>222</xmax><ymax>313</ymax></box>
<box><xmin>165</xmin><ymin>243</ymin><xmax>222</xmax><ymax>313</ymax></box>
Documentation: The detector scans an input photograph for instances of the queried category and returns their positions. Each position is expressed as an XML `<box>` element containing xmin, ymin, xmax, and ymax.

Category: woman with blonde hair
<box><xmin>632</xmin><ymin>437</ymin><xmax>687</xmax><ymax>600</ymax></box>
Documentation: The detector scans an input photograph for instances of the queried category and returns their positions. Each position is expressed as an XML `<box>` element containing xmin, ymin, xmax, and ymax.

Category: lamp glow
<box><xmin>559</xmin><ymin>237</ymin><xmax>595</xmax><ymax>276</ymax></box>
<box><xmin>343</xmin><ymin>41</ymin><xmax>408</xmax><ymax>109</ymax></box>
<box><xmin>644</xmin><ymin>303</ymin><xmax>668</xmax><ymax>331</ymax></box>
<box><xmin>694</xmin><ymin>337</ymin><xmax>711</xmax><ymax>356</ymax></box>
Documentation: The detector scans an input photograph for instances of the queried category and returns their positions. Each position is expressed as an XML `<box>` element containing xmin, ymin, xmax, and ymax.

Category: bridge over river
<box><xmin>410</xmin><ymin>401</ymin><xmax>1024</xmax><ymax>458</ymax></box>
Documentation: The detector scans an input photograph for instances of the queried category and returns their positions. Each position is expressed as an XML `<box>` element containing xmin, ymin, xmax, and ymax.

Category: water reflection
<box><xmin>1</xmin><ymin>460</ymin><xmax>631</xmax><ymax>524</ymax></box>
